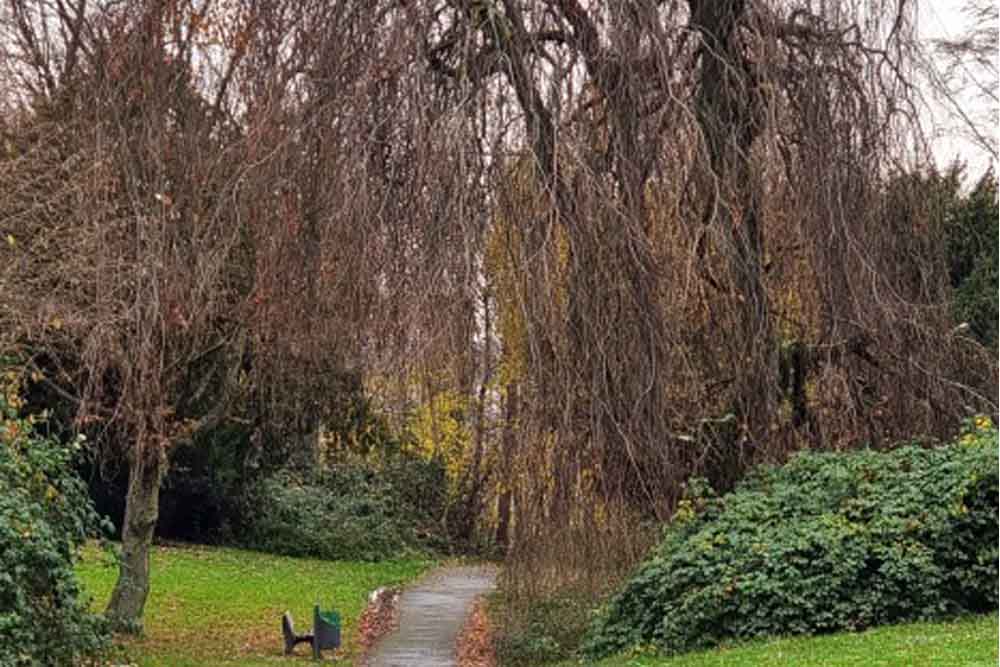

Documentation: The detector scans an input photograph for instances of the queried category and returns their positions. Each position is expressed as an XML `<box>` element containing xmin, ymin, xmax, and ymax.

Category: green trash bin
<box><xmin>312</xmin><ymin>605</ymin><xmax>341</xmax><ymax>660</ymax></box>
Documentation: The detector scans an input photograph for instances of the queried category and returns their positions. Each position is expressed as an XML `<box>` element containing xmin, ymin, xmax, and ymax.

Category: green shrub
<box><xmin>495</xmin><ymin>630</ymin><xmax>565</xmax><ymax>666</ymax></box>
<box><xmin>953</xmin><ymin>245</ymin><xmax>998</xmax><ymax>349</ymax></box>
<box><xmin>0</xmin><ymin>377</ymin><xmax>110</xmax><ymax>666</ymax></box>
<box><xmin>583</xmin><ymin>422</ymin><xmax>999</xmax><ymax>659</ymax></box>
<box><xmin>242</xmin><ymin>455</ymin><xmax>447</xmax><ymax>561</ymax></box>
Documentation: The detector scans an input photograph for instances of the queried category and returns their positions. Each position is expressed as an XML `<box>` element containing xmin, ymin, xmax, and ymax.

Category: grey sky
<box><xmin>917</xmin><ymin>0</ymin><xmax>997</xmax><ymax>180</ymax></box>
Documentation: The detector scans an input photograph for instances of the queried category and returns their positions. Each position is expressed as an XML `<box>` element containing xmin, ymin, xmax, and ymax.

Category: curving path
<box><xmin>365</xmin><ymin>565</ymin><xmax>496</xmax><ymax>667</ymax></box>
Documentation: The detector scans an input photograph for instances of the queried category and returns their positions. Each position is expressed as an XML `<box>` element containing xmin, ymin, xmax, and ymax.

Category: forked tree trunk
<box><xmin>106</xmin><ymin>445</ymin><xmax>166</xmax><ymax>633</ymax></box>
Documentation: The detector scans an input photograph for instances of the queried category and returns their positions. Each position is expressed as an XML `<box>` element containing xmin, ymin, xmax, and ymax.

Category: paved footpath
<box><xmin>365</xmin><ymin>565</ymin><xmax>496</xmax><ymax>667</ymax></box>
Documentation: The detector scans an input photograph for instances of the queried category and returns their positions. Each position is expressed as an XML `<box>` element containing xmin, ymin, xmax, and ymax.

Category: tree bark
<box><xmin>106</xmin><ymin>444</ymin><xmax>166</xmax><ymax>633</ymax></box>
<box><xmin>495</xmin><ymin>382</ymin><xmax>518</xmax><ymax>551</ymax></box>
<box><xmin>690</xmin><ymin>0</ymin><xmax>774</xmax><ymax>443</ymax></box>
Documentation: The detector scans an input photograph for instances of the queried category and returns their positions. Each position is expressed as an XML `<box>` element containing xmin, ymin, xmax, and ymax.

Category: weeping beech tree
<box><xmin>424</xmin><ymin>0</ymin><xmax>997</xmax><ymax>593</ymax></box>
<box><xmin>238</xmin><ymin>0</ymin><xmax>495</xmax><ymax>535</ymax></box>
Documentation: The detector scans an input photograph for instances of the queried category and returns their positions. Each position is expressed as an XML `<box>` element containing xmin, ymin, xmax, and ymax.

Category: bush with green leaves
<box><xmin>944</xmin><ymin>170</ymin><xmax>998</xmax><ymax>348</ymax></box>
<box><xmin>584</xmin><ymin>421</ymin><xmax>999</xmax><ymax>659</ymax></box>
<box><xmin>0</xmin><ymin>379</ymin><xmax>110</xmax><ymax>666</ymax></box>
<box><xmin>242</xmin><ymin>455</ymin><xmax>447</xmax><ymax>561</ymax></box>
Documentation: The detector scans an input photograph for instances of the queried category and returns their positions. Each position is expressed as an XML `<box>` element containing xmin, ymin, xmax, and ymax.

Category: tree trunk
<box><xmin>455</xmin><ymin>286</ymin><xmax>494</xmax><ymax>546</ymax></box>
<box><xmin>495</xmin><ymin>382</ymin><xmax>518</xmax><ymax>551</ymax></box>
<box><xmin>691</xmin><ymin>0</ymin><xmax>773</xmax><ymax>450</ymax></box>
<box><xmin>106</xmin><ymin>444</ymin><xmax>166</xmax><ymax>633</ymax></box>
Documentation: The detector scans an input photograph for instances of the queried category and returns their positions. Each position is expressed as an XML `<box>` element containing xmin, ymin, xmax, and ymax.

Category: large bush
<box><xmin>0</xmin><ymin>375</ymin><xmax>109</xmax><ymax>666</ymax></box>
<box><xmin>584</xmin><ymin>421</ymin><xmax>999</xmax><ymax>658</ymax></box>
<box><xmin>242</xmin><ymin>455</ymin><xmax>447</xmax><ymax>561</ymax></box>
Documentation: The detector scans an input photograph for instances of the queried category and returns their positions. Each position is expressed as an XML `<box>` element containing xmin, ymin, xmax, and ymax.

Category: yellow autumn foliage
<box><xmin>406</xmin><ymin>390</ymin><xmax>472</xmax><ymax>492</ymax></box>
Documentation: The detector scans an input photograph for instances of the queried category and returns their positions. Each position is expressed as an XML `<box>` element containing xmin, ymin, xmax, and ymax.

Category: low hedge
<box><xmin>584</xmin><ymin>420</ymin><xmax>999</xmax><ymax>658</ymax></box>
<box><xmin>242</xmin><ymin>455</ymin><xmax>447</xmax><ymax>561</ymax></box>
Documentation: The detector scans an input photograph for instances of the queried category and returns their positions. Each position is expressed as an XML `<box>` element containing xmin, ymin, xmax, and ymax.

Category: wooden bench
<box><xmin>282</xmin><ymin>605</ymin><xmax>341</xmax><ymax>659</ymax></box>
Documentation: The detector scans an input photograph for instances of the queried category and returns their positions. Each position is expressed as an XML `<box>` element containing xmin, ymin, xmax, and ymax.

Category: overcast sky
<box><xmin>916</xmin><ymin>0</ymin><xmax>997</xmax><ymax>181</ymax></box>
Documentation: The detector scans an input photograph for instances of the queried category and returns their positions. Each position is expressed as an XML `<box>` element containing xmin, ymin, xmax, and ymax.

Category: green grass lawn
<box><xmin>560</xmin><ymin>614</ymin><xmax>998</xmax><ymax>667</ymax></box>
<box><xmin>77</xmin><ymin>542</ymin><xmax>433</xmax><ymax>666</ymax></box>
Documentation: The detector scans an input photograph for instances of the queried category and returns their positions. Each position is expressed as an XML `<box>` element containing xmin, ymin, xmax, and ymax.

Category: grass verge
<box><xmin>553</xmin><ymin>613</ymin><xmax>998</xmax><ymax>667</ymax></box>
<box><xmin>77</xmin><ymin>541</ymin><xmax>433</xmax><ymax>666</ymax></box>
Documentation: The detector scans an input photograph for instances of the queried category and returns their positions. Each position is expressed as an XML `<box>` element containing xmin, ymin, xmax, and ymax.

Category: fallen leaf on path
<box><xmin>357</xmin><ymin>587</ymin><xmax>401</xmax><ymax>662</ymax></box>
<box><xmin>456</xmin><ymin>596</ymin><xmax>496</xmax><ymax>667</ymax></box>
